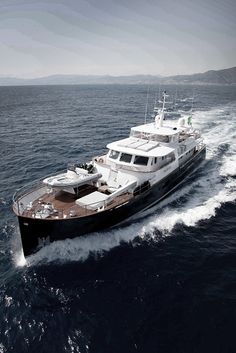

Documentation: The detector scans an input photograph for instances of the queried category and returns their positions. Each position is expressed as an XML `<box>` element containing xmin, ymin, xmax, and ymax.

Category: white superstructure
<box><xmin>92</xmin><ymin>93</ymin><xmax>204</xmax><ymax>198</ymax></box>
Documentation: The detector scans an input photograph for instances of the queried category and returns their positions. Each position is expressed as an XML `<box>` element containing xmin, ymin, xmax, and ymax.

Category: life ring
<box><xmin>99</xmin><ymin>158</ymin><xmax>104</xmax><ymax>163</ymax></box>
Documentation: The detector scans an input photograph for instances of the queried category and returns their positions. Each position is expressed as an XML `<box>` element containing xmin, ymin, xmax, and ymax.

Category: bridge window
<box><xmin>120</xmin><ymin>153</ymin><xmax>132</xmax><ymax>163</ymax></box>
<box><xmin>134</xmin><ymin>156</ymin><xmax>149</xmax><ymax>166</ymax></box>
<box><xmin>109</xmin><ymin>150</ymin><xmax>119</xmax><ymax>159</ymax></box>
<box><xmin>156</xmin><ymin>135</ymin><xmax>169</xmax><ymax>143</ymax></box>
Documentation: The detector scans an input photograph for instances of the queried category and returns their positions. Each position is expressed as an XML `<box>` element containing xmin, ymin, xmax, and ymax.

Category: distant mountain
<box><xmin>0</xmin><ymin>74</ymin><xmax>162</xmax><ymax>86</ymax></box>
<box><xmin>0</xmin><ymin>67</ymin><xmax>235</xmax><ymax>86</ymax></box>
<box><xmin>164</xmin><ymin>67</ymin><xmax>236</xmax><ymax>85</ymax></box>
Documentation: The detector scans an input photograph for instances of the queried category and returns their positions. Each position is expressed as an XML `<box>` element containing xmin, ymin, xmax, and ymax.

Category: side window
<box><xmin>133</xmin><ymin>156</ymin><xmax>149</xmax><ymax>166</ymax></box>
<box><xmin>120</xmin><ymin>153</ymin><xmax>132</xmax><ymax>163</ymax></box>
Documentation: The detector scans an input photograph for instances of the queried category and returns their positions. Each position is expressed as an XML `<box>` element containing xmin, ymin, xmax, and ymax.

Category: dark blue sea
<box><xmin>0</xmin><ymin>84</ymin><xmax>236</xmax><ymax>353</ymax></box>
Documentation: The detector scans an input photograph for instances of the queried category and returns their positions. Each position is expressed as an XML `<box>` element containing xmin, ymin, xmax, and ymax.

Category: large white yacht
<box><xmin>13</xmin><ymin>93</ymin><xmax>206</xmax><ymax>257</ymax></box>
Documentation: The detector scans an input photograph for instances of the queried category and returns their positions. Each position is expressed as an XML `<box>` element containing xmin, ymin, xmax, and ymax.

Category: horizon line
<box><xmin>0</xmin><ymin>66</ymin><xmax>235</xmax><ymax>80</ymax></box>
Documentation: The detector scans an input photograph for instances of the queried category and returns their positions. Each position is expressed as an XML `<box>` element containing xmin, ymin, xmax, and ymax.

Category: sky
<box><xmin>0</xmin><ymin>0</ymin><xmax>235</xmax><ymax>78</ymax></box>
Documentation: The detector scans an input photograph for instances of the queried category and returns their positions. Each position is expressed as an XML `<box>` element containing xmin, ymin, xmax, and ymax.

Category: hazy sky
<box><xmin>0</xmin><ymin>0</ymin><xmax>235</xmax><ymax>78</ymax></box>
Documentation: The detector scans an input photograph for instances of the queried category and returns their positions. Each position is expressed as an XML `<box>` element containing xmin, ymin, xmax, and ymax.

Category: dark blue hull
<box><xmin>18</xmin><ymin>147</ymin><xmax>206</xmax><ymax>256</ymax></box>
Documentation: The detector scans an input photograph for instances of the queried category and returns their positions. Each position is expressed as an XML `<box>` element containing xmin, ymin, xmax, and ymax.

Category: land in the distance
<box><xmin>0</xmin><ymin>66</ymin><xmax>235</xmax><ymax>86</ymax></box>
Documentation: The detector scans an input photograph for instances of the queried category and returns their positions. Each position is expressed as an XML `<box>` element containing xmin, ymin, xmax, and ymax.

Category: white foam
<box><xmin>141</xmin><ymin>182</ymin><xmax>236</xmax><ymax>236</ymax></box>
<box><xmin>27</xmin><ymin>224</ymin><xmax>142</xmax><ymax>265</ymax></box>
<box><xmin>15</xmin><ymin>250</ymin><xmax>27</xmax><ymax>267</ymax></box>
<box><xmin>220</xmin><ymin>155</ymin><xmax>236</xmax><ymax>177</ymax></box>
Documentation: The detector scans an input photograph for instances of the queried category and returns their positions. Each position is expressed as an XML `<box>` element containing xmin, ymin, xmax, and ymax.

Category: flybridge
<box><xmin>130</xmin><ymin>123</ymin><xmax>179</xmax><ymax>143</ymax></box>
<box><xmin>130</xmin><ymin>123</ymin><xmax>179</xmax><ymax>136</ymax></box>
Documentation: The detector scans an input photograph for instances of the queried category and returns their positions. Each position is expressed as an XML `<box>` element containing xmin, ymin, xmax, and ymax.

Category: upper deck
<box><xmin>131</xmin><ymin>121</ymin><xmax>179</xmax><ymax>136</ymax></box>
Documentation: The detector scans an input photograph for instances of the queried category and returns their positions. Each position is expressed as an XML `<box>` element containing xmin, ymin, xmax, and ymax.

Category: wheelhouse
<box><xmin>107</xmin><ymin>148</ymin><xmax>176</xmax><ymax>172</ymax></box>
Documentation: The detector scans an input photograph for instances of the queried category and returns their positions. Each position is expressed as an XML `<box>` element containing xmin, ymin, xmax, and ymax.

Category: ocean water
<box><xmin>0</xmin><ymin>84</ymin><xmax>236</xmax><ymax>353</ymax></box>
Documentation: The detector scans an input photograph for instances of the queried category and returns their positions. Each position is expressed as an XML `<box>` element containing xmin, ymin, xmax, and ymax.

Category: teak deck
<box><xmin>22</xmin><ymin>185</ymin><xmax>132</xmax><ymax>220</ymax></box>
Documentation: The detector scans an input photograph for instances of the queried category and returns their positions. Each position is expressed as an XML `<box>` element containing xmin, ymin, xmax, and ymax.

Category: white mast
<box><xmin>155</xmin><ymin>91</ymin><xmax>167</xmax><ymax>127</ymax></box>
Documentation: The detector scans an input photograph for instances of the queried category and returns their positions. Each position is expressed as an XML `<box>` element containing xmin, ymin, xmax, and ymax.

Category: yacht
<box><xmin>13</xmin><ymin>93</ymin><xmax>206</xmax><ymax>257</ymax></box>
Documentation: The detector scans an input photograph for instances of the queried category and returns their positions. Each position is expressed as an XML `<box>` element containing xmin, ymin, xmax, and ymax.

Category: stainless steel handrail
<box><xmin>12</xmin><ymin>172</ymin><xmax>65</xmax><ymax>215</ymax></box>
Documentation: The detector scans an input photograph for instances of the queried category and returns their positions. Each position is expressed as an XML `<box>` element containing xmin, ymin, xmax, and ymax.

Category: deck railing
<box><xmin>12</xmin><ymin>175</ymin><xmax>56</xmax><ymax>215</ymax></box>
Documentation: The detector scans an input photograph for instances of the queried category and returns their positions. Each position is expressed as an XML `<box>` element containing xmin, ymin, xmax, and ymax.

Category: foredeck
<box><xmin>19</xmin><ymin>185</ymin><xmax>132</xmax><ymax>220</ymax></box>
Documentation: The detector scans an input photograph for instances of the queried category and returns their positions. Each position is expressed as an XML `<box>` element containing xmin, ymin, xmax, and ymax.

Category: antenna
<box><xmin>158</xmin><ymin>84</ymin><xmax>161</xmax><ymax>102</ymax></box>
<box><xmin>190</xmin><ymin>89</ymin><xmax>195</xmax><ymax>114</ymax></box>
<box><xmin>153</xmin><ymin>87</ymin><xmax>158</xmax><ymax>109</ymax></box>
<box><xmin>174</xmin><ymin>87</ymin><xmax>178</xmax><ymax>107</ymax></box>
<box><xmin>152</xmin><ymin>85</ymin><xmax>159</xmax><ymax>117</ymax></box>
<box><xmin>162</xmin><ymin>90</ymin><xmax>167</xmax><ymax>111</ymax></box>
<box><xmin>144</xmin><ymin>85</ymin><xmax>150</xmax><ymax>124</ymax></box>
<box><xmin>188</xmin><ymin>90</ymin><xmax>194</xmax><ymax>126</ymax></box>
